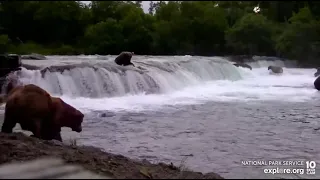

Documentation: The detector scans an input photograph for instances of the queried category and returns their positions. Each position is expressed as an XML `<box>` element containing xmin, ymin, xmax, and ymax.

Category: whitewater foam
<box><xmin>61</xmin><ymin>67</ymin><xmax>318</xmax><ymax>113</ymax></box>
<box><xmin>17</xmin><ymin>56</ymin><xmax>244</xmax><ymax>98</ymax></box>
<box><xmin>9</xmin><ymin>56</ymin><xmax>319</xmax><ymax>112</ymax></box>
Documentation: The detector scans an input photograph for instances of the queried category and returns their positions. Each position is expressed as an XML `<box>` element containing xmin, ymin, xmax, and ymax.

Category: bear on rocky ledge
<box><xmin>1</xmin><ymin>84</ymin><xmax>84</xmax><ymax>142</ymax></box>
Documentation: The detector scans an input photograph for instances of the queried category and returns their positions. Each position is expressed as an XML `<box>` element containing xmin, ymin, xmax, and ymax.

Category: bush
<box><xmin>0</xmin><ymin>34</ymin><xmax>10</xmax><ymax>54</ymax></box>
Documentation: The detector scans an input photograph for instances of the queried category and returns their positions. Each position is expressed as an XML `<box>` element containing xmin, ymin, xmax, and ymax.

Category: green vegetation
<box><xmin>1</xmin><ymin>1</ymin><xmax>320</xmax><ymax>64</ymax></box>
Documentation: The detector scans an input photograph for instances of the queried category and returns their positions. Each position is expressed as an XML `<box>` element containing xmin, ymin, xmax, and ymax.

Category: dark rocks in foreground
<box><xmin>0</xmin><ymin>157</ymin><xmax>109</xmax><ymax>179</ymax></box>
<box><xmin>0</xmin><ymin>132</ymin><xmax>223</xmax><ymax>179</ymax></box>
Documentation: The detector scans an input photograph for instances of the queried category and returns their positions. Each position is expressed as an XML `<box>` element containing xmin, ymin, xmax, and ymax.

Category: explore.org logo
<box><xmin>241</xmin><ymin>160</ymin><xmax>316</xmax><ymax>175</ymax></box>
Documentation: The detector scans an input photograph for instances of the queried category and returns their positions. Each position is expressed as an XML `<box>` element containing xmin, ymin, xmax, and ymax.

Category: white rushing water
<box><xmin>13</xmin><ymin>55</ymin><xmax>318</xmax><ymax>113</ymax></box>
<box><xmin>61</xmin><ymin>67</ymin><xmax>318</xmax><ymax>113</ymax></box>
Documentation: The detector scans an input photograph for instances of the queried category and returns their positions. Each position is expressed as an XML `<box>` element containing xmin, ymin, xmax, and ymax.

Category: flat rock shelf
<box><xmin>0</xmin><ymin>157</ymin><xmax>111</xmax><ymax>179</ymax></box>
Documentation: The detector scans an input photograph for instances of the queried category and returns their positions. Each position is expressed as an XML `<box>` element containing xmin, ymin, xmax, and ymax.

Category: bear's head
<box><xmin>53</xmin><ymin>97</ymin><xmax>84</xmax><ymax>132</ymax></box>
<box><xmin>267</xmin><ymin>66</ymin><xmax>272</xmax><ymax>70</ymax></box>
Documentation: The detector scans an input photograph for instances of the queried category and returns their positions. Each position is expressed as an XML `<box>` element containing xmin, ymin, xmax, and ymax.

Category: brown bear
<box><xmin>114</xmin><ymin>51</ymin><xmax>135</xmax><ymax>67</ymax></box>
<box><xmin>47</xmin><ymin>97</ymin><xmax>84</xmax><ymax>141</ymax></box>
<box><xmin>1</xmin><ymin>84</ymin><xmax>84</xmax><ymax>142</ymax></box>
<box><xmin>268</xmin><ymin>65</ymin><xmax>283</xmax><ymax>74</ymax></box>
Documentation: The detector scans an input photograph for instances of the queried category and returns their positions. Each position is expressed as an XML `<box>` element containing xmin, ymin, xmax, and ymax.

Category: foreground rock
<box><xmin>21</xmin><ymin>53</ymin><xmax>46</xmax><ymax>60</ymax></box>
<box><xmin>0</xmin><ymin>132</ymin><xmax>223</xmax><ymax>179</ymax></box>
<box><xmin>0</xmin><ymin>157</ymin><xmax>109</xmax><ymax>179</ymax></box>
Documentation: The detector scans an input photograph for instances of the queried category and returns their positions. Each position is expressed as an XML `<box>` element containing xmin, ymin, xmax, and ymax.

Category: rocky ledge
<box><xmin>0</xmin><ymin>132</ymin><xmax>223</xmax><ymax>179</ymax></box>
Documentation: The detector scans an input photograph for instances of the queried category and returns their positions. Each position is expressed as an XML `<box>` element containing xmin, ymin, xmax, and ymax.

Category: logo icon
<box><xmin>306</xmin><ymin>161</ymin><xmax>316</xmax><ymax>175</ymax></box>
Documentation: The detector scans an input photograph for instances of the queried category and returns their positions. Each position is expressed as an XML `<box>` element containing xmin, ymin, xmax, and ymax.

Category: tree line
<box><xmin>1</xmin><ymin>1</ymin><xmax>320</xmax><ymax>65</ymax></box>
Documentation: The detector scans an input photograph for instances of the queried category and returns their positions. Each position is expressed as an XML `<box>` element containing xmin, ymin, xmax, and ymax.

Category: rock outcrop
<box><xmin>21</xmin><ymin>53</ymin><xmax>46</xmax><ymax>60</ymax></box>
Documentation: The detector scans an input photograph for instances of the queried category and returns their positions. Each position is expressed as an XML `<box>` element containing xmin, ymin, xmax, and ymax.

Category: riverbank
<box><xmin>0</xmin><ymin>132</ymin><xmax>223</xmax><ymax>179</ymax></box>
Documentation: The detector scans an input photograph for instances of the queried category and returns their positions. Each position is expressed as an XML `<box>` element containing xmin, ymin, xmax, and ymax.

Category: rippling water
<box><xmin>74</xmin><ymin>100</ymin><xmax>320</xmax><ymax>179</ymax></box>
<box><xmin>2</xmin><ymin>55</ymin><xmax>320</xmax><ymax>179</ymax></box>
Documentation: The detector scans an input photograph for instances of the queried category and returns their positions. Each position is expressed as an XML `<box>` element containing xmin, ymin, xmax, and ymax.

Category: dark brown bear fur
<box><xmin>1</xmin><ymin>84</ymin><xmax>53</xmax><ymax>139</ymax></box>
<box><xmin>114</xmin><ymin>51</ymin><xmax>135</xmax><ymax>66</ymax></box>
<box><xmin>48</xmin><ymin>97</ymin><xmax>84</xmax><ymax>141</ymax></box>
<box><xmin>1</xmin><ymin>84</ymin><xmax>84</xmax><ymax>142</ymax></box>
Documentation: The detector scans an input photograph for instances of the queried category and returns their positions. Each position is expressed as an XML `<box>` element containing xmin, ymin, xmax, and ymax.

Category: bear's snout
<box><xmin>73</xmin><ymin>125</ymin><xmax>82</xmax><ymax>133</ymax></box>
<box><xmin>71</xmin><ymin>111</ymin><xmax>84</xmax><ymax>133</ymax></box>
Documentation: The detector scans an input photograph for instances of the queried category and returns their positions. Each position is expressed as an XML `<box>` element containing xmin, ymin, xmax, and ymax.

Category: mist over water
<box><xmin>5</xmin><ymin>55</ymin><xmax>320</xmax><ymax>179</ymax></box>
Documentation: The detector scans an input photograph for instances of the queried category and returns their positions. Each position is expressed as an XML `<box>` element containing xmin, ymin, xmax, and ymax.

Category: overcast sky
<box><xmin>141</xmin><ymin>1</ymin><xmax>150</xmax><ymax>13</ymax></box>
<box><xmin>82</xmin><ymin>1</ymin><xmax>150</xmax><ymax>13</ymax></box>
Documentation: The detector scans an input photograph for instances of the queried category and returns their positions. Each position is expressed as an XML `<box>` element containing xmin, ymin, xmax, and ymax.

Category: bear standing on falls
<box><xmin>114</xmin><ymin>51</ymin><xmax>135</xmax><ymax>67</ymax></box>
<box><xmin>1</xmin><ymin>84</ymin><xmax>84</xmax><ymax>142</ymax></box>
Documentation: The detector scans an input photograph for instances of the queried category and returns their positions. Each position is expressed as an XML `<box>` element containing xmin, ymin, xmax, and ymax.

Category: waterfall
<box><xmin>7</xmin><ymin>55</ymin><xmax>291</xmax><ymax>98</ymax></box>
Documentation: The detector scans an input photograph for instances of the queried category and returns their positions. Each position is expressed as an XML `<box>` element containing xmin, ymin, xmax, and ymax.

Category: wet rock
<box><xmin>100</xmin><ymin>112</ymin><xmax>116</xmax><ymax>118</ymax></box>
<box><xmin>40</xmin><ymin>63</ymin><xmax>98</xmax><ymax>75</ymax></box>
<box><xmin>47</xmin><ymin>139</ymin><xmax>64</xmax><ymax>146</ymax></box>
<box><xmin>0</xmin><ymin>54</ymin><xmax>22</xmax><ymax>78</ymax></box>
<box><xmin>21</xmin><ymin>53</ymin><xmax>47</xmax><ymax>60</ymax></box>
<box><xmin>0</xmin><ymin>54</ymin><xmax>21</xmax><ymax>68</ymax></box>
<box><xmin>101</xmin><ymin>113</ymin><xmax>107</xmax><ymax>117</ymax></box>
<box><xmin>21</xmin><ymin>64</ymin><xmax>41</xmax><ymax>70</ymax></box>
<box><xmin>233</xmin><ymin>63</ymin><xmax>252</xmax><ymax>70</ymax></box>
<box><xmin>313</xmin><ymin>127</ymin><xmax>320</xmax><ymax>131</ymax></box>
